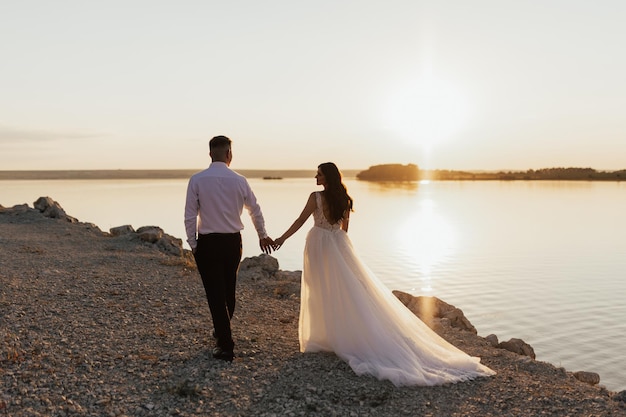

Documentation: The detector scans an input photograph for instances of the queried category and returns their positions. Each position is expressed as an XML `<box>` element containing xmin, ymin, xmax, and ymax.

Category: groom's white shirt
<box><xmin>184</xmin><ymin>162</ymin><xmax>268</xmax><ymax>250</ymax></box>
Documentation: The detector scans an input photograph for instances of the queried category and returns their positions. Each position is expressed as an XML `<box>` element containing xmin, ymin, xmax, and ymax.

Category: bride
<box><xmin>273</xmin><ymin>162</ymin><xmax>495</xmax><ymax>387</ymax></box>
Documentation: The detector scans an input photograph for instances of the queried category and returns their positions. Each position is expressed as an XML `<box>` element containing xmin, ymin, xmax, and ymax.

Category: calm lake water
<box><xmin>2</xmin><ymin>178</ymin><xmax>626</xmax><ymax>392</ymax></box>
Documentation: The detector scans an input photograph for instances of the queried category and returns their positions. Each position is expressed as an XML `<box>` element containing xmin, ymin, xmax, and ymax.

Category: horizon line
<box><xmin>2</xmin><ymin>166</ymin><xmax>625</xmax><ymax>173</ymax></box>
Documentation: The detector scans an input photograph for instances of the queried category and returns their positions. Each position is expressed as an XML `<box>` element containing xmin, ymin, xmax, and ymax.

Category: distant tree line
<box><xmin>356</xmin><ymin>165</ymin><xmax>626</xmax><ymax>182</ymax></box>
<box><xmin>356</xmin><ymin>164</ymin><xmax>419</xmax><ymax>181</ymax></box>
<box><xmin>489</xmin><ymin>167</ymin><xmax>626</xmax><ymax>181</ymax></box>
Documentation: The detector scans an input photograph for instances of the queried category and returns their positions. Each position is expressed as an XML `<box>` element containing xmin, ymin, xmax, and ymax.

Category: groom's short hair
<box><xmin>210</xmin><ymin>135</ymin><xmax>231</xmax><ymax>151</ymax></box>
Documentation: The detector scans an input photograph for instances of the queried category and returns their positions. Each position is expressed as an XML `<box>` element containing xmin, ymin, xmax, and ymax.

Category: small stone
<box><xmin>574</xmin><ymin>371</ymin><xmax>600</xmax><ymax>385</ymax></box>
<box><xmin>110</xmin><ymin>225</ymin><xmax>135</xmax><ymax>236</ymax></box>
<box><xmin>498</xmin><ymin>338</ymin><xmax>536</xmax><ymax>359</ymax></box>
<box><xmin>613</xmin><ymin>390</ymin><xmax>626</xmax><ymax>402</ymax></box>
<box><xmin>485</xmin><ymin>334</ymin><xmax>499</xmax><ymax>347</ymax></box>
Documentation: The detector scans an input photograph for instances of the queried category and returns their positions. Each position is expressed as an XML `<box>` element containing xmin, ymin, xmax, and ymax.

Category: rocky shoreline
<box><xmin>1</xmin><ymin>197</ymin><xmax>625</xmax><ymax>416</ymax></box>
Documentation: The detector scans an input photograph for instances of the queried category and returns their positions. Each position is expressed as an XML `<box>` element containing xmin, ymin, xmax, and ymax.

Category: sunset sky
<box><xmin>1</xmin><ymin>1</ymin><xmax>625</xmax><ymax>172</ymax></box>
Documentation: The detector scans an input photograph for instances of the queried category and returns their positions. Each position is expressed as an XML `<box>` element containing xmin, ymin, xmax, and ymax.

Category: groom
<box><xmin>184</xmin><ymin>135</ymin><xmax>274</xmax><ymax>362</ymax></box>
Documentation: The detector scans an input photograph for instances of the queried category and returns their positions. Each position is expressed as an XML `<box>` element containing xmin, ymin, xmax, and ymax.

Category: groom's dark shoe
<box><xmin>212</xmin><ymin>347</ymin><xmax>234</xmax><ymax>362</ymax></box>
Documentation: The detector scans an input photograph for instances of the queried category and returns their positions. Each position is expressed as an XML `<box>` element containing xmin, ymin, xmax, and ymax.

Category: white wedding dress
<box><xmin>299</xmin><ymin>192</ymin><xmax>495</xmax><ymax>386</ymax></box>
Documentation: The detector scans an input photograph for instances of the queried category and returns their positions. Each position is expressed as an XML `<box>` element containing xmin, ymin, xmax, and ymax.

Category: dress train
<box><xmin>298</xmin><ymin>192</ymin><xmax>495</xmax><ymax>386</ymax></box>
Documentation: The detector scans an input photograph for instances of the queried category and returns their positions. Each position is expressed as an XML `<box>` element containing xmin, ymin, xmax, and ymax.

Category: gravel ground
<box><xmin>1</xmin><ymin>202</ymin><xmax>625</xmax><ymax>416</ymax></box>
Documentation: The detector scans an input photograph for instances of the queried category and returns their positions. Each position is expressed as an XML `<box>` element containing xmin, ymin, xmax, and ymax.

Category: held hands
<box><xmin>259</xmin><ymin>236</ymin><xmax>287</xmax><ymax>254</ymax></box>
<box><xmin>272</xmin><ymin>236</ymin><xmax>286</xmax><ymax>251</ymax></box>
<box><xmin>259</xmin><ymin>237</ymin><xmax>276</xmax><ymax>254</ymax></box>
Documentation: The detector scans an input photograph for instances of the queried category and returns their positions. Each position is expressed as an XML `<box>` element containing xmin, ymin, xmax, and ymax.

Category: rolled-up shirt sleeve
<box><xmin>243</xmin><ymin>180</ymin><xmax>268</xmax><ymax>239</ymax></box>
<box><xmin>184</xmin><ymin>178</ymin><xmax>199</xmax><ymax>249</ymax></box>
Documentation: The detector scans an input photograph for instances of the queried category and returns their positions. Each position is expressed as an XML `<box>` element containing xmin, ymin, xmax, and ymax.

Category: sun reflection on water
<box><xmin>395</xmin><ymin>196</ymin><xmax>457</xmax><ymax>295</ymax></box>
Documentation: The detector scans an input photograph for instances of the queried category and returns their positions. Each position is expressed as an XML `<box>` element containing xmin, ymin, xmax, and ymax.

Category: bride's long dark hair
<box><xmin>319</xmin><ymin>162</ymin><xmax>354</xmax><ymax>223</ymax></box>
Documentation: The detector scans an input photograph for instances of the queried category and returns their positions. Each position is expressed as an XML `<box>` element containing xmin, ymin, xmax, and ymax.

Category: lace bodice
<box><xmin>313</xmin><ymin>192</ymin><xmax>342</xmax><ymax>231</ymax></box>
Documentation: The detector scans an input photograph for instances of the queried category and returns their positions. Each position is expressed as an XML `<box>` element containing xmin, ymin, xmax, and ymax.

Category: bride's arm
<box><xmin>341</xmin><ymin>210</ymin><xmax>350</xmax><ymax>232</ymax></box>
<box><xmin>274</xmin><ymin>192</ymin><xmax>316</xmax><ymax>248</ymax></box>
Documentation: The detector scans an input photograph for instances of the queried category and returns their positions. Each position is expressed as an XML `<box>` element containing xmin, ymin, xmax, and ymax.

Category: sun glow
<box><xmin>385</xmin><ymin>77</ymin><xmax>469</xmax><ymax>153</ymax></box>
<box><xmin>396</xmin><ymin>197</ymin><xmax>457</xmax><ymax>294</ymax></box>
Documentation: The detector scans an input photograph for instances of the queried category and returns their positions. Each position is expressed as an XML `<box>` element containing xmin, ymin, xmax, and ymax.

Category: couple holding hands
<box><xmin>184</xmin><ymin>135</ymin><xmax>494</xmax><ymax>386</ymax></box>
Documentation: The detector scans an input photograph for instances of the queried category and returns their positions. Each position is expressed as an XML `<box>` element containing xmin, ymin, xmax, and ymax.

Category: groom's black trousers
<box><xmin>194</xmin><ymin>232</ymin><xmax>242</xmax><ymax>352</ymax></box>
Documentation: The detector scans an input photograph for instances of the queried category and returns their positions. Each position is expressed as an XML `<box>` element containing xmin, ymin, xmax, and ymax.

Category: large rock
<box><xmin>156</xmin><ymin>234</ymin><xmax>183</xmax><ymax>257</ymax></box>
<box><xmin>6</xmin><ymin>204</ymin><xmax>31</xmax><ymax>214</ymax></box>
<box><xmin>239</xmin><ymin>254</ymin><xmax>280</xmax><ymax>281</ymax></box>
<box><xmin>238</xmin><ymin>255</ymin><xmax>300</xmax><ymax>297</ymax></box>
<box><xmin>393</xmin><ymin>290</ymin><xmax>477</xmax><ymax>333</ymax></box>
<box><xmin>33</xmin><ymin>196</ymin><xmax>77</xmax><ymax>222</ymax></box>
<box><xmin>272</xmin><ymin>269</ymin><xmax>302</xmax><ymax>298</ymax></box>
<box><xmin>108</xmin><ymin>224</ymin><xmax>183</xmax><ymax>257</ymax></box>
<box><xmin>498</xmin><ymin>338</ymin><xmax>536</xmax><ymax>359</ymax></box>
<box><xmin>136</xmin><ymin>226</ymin><xmax>164</xmax><ymax>243</ymax></box>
